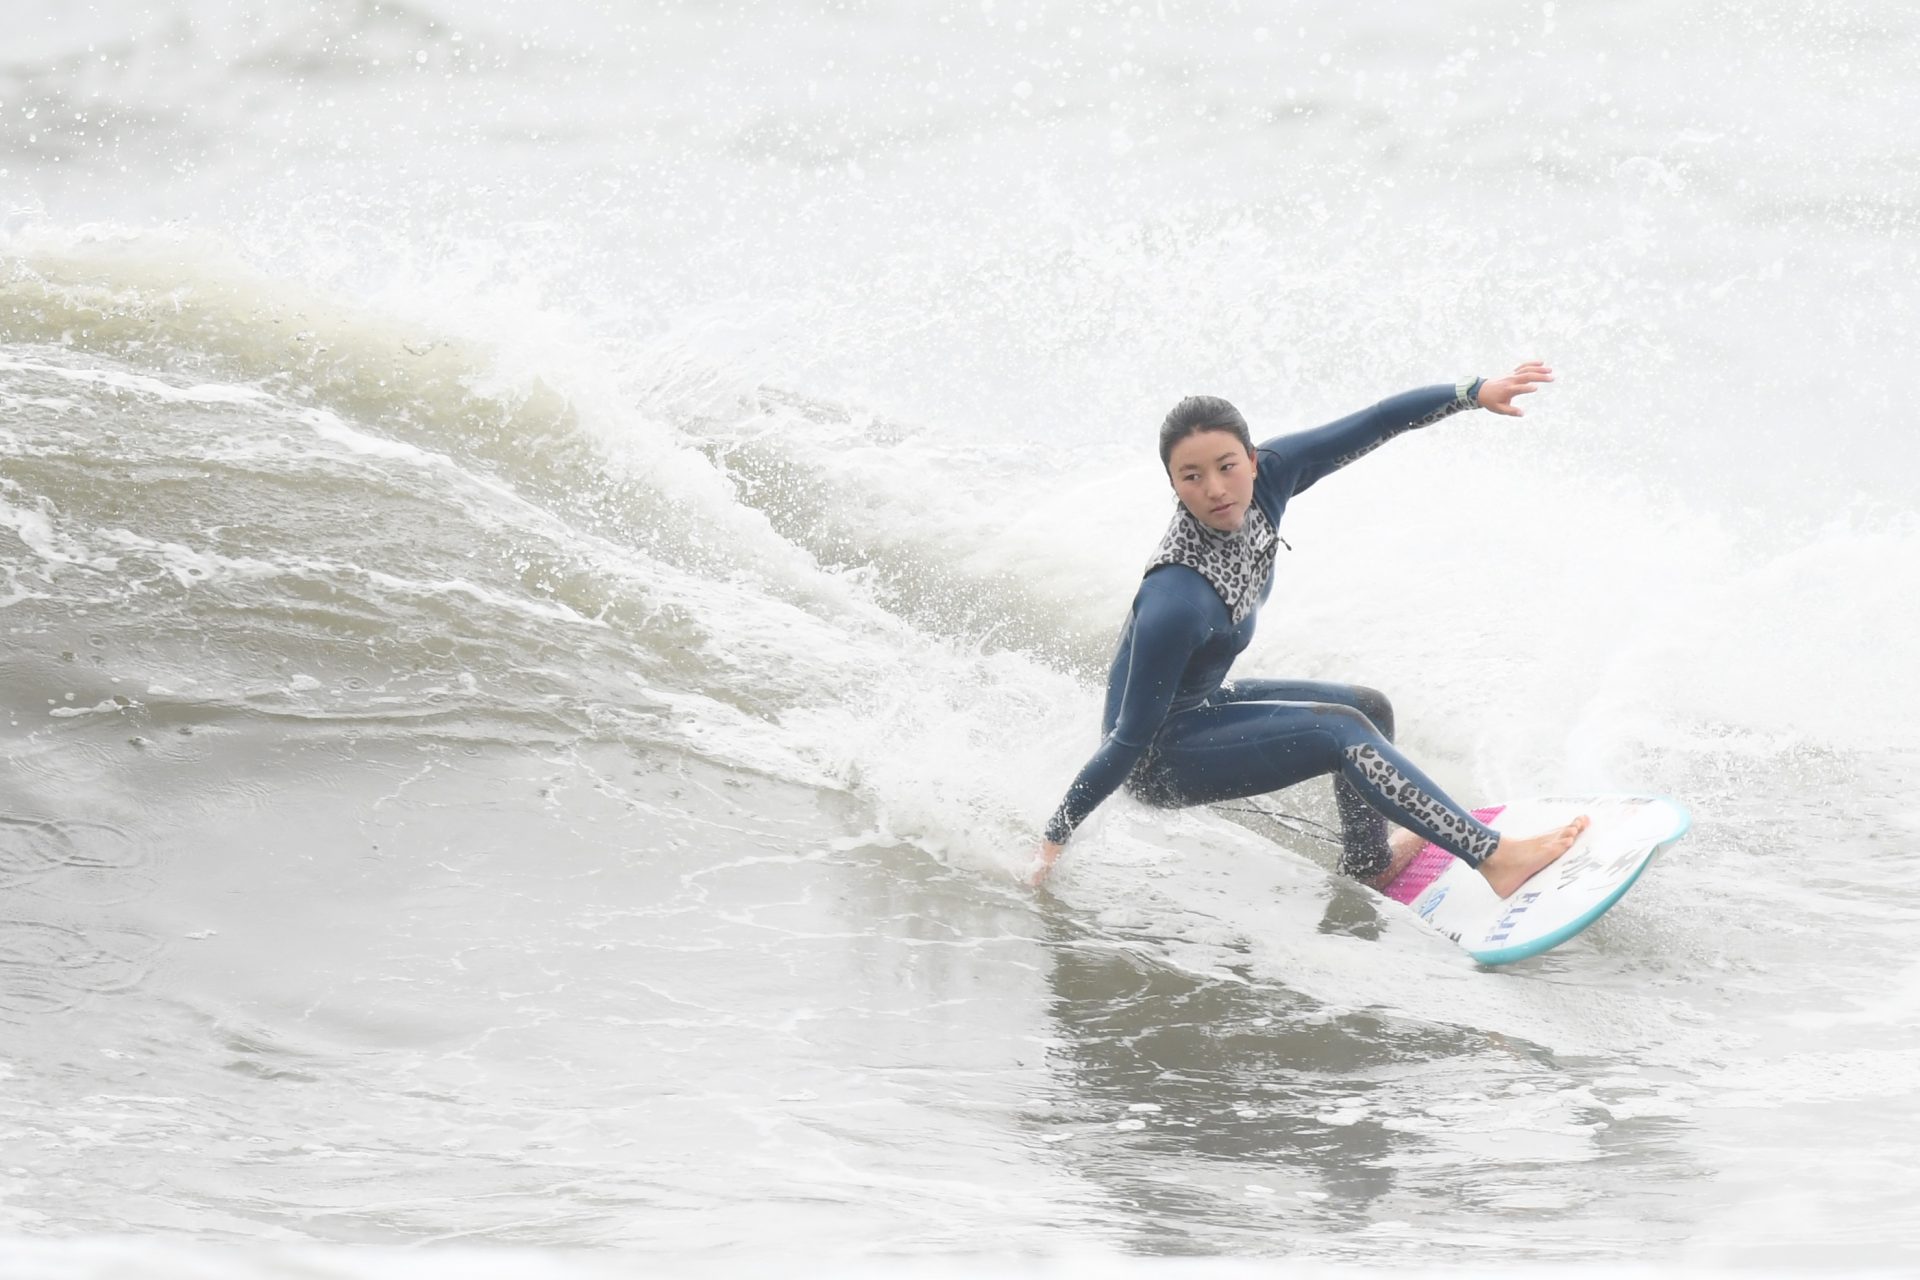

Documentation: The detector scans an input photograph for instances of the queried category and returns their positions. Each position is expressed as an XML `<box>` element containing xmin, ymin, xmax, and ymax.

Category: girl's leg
<box><xmin>1202</xmin><ymin>681</ymin><xmax>1399</xmax><ymax>879</ymax></box>
<box><xmin>1140</xmin><ymin>698</ymin><xmax>1502</xmax><ymax>873</ymax></box>
<box><xmin>1211</xmin><ymin>678</ymin><xmax>1395</xmax><ymax>739</ymax></box>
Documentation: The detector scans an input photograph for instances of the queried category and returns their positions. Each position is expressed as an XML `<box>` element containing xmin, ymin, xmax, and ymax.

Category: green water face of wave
<box><xmin>0</xmin><ymin>236</ymin><xmax>1096</xmax><ymax>876</ymax></box>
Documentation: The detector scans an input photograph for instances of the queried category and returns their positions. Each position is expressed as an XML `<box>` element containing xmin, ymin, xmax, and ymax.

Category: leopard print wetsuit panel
<box><xmin>1324</xmin><ymin>382</ymin><xmax>1481</xmax><ymax>473</ymax></box>
<box><xmin>1344</xmin><ymin>743</ymin><xmax>1500</xmax><ymax>864</ymax></box>
<box><xmin>1143</xmin><ymin>504</ymin><xmax>1278</xmax><ymax>625</ymax></box>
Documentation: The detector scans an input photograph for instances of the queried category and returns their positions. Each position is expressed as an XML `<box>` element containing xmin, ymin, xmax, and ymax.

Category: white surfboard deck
<box><xmin>1379</xmin><ymin>795</ymin><xmax>1691</xmax><ymax>965</ymax></box>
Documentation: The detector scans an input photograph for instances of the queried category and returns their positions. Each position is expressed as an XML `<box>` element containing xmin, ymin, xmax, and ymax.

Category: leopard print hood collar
<box><xmin>1143</xmin><ymin>501</ymin><xmax>1280</xmax><ymax>625</ymax></box>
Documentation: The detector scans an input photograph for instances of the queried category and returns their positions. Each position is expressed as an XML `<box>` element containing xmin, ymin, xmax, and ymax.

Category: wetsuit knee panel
<box><xmin>1306</xmin><ymin>702</ymin><xmax>1383</xmax><ymax>751</ymax></box>
<box><xmin>1351</xmin><ymin>686</ymin><xmax>1395</xmax><ymax>740</ymax></box>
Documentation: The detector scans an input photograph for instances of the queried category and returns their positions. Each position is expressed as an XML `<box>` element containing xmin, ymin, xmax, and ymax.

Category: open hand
<box><xmin>1475</xmin><ymin>361</ymin><xmax>1554</xmax><ymax>417</ymax></box>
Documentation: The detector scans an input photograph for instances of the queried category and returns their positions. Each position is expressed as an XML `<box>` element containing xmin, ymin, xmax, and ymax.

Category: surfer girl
<box><xmin>1030</xmin><ymin>363</ymin><xmax>1588</xmax><ymax>892</ymax></box>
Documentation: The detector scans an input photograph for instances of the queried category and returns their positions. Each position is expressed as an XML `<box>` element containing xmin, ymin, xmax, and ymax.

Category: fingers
<box><xmin>1482</xmin><ymin>366</ymin><xmax>1552</xmax><ymax>417</ymax></box>
<box><xmin>1500</xmin><ymin>364</ymin><xmax>1553</xmax><ymax>391</ymax></box>
<box><xmin>1025</xmin><ymin>842</ymin><xmax>1063</xmax><ymax>887</ymax></box>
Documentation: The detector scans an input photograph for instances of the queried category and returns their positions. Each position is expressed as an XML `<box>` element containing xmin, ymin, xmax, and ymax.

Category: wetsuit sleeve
<box><xmin>1259</xmin><ymin>380</ymin><xmax>1483</xmax><ymax>496</ymax></box>
<box><xmin>1043</xmin><ymin>583</ymin><xmax>1210</xmax><ymax>846</ymax></box>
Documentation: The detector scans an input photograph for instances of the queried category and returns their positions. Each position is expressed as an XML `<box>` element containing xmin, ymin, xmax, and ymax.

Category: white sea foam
<box><xmin>4</xmin><ymin>0</ymin><xmax>1918</xmax><ymax>1266</ymax></box>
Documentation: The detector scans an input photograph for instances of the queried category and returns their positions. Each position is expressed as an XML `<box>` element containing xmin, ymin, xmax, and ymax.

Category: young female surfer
<box><xmin>1030</xmin><ymin>362</ymin><xmax>1588</xmax><ymax>891</ymax></box>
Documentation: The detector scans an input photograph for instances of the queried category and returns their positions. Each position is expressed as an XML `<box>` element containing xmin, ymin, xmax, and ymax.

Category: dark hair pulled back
<box><xmin>1158</xmin><ymin>395</ymin><xmax>1251</xmax><ymax>470</ymax></box>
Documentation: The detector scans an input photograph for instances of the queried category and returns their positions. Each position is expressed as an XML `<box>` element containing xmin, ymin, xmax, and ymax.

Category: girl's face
<box><xmin>1166</xmin><ymin>429</ymin><xmax>1257</xmax><ymax>532</ymax></box>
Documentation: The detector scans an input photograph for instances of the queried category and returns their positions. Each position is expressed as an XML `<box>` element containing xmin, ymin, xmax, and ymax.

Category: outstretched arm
<box><xmin>1262</xmin><ymin>362</ymin><xmax>1554</xmax><ymax>494</ymax></box>
<box><xmin>1029</xmin><ymin>584</ymin><xmax>1209</xmax><ymax>885</ymax></box>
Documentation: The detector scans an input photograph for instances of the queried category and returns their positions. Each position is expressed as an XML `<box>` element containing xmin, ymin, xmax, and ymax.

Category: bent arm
<box><xmin>1261</xmin><ymin>380</ymin><xmax>1482</xmax><ymax>495</ymax></box>
<box><xmin>1042</xmin><ymin>582</ymin><xmax>1209</xmax><ymax>845</ymax></box>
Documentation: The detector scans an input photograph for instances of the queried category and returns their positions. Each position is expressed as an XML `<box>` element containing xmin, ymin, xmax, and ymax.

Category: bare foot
<box><xmin>1477</xmin><ymin>816</ymin><xmax>1591</xmax><ymax>898</ymax></box>
<box><xmin>1365</xmin><ymin>827</ymin><xmax>1429</xmax><ymax>891</ymax></box>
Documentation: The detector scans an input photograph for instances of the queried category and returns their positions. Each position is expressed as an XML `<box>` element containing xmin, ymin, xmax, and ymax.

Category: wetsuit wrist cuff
<box><xmin>1455</xmin><ymin>376</ymin><xmax>1484</xmax><ymax>408</ymax></box>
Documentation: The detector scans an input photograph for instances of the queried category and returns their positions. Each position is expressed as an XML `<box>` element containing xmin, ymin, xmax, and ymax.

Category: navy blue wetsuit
<box><xmin>1043</xmin><ymin>383</ymin><xmax>1504</xmax><ymax>876</ymax></box>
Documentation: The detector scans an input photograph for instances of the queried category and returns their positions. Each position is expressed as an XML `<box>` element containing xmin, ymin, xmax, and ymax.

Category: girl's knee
<box><xmin>1352</xmin><ymin>686</ymin><xmax>1394</xmax><ymax>739</ymax></box>
<box><xmin>1314</xmin><ymin>702</ymin><xmax>1383</xmax><ymax>750</ymax></box>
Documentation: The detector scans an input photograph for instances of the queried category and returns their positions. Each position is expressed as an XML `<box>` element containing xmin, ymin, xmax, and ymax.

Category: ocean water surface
<box><xmin>3</xmin><ymin>1</ymin><xmax>1918</xmax><ymax>1274</ymax></box>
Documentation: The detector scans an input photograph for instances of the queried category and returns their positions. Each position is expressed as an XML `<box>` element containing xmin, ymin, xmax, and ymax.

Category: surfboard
<box><xmin>1378</xmin><ymin>795</ymin><xmax>1691</xmax><ymax>965</ymax></box>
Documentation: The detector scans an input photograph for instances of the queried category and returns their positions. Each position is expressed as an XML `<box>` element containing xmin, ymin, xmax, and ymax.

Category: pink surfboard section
<box><xmin>1382</xmin><ymin>805</ymin><xmax>1506</xmax><ymax>905</ymax></box>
